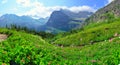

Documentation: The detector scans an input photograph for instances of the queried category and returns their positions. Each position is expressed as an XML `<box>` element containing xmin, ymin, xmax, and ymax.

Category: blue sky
<box><xmin>39</xmin><ymin>0</ymin><xmax>107</xmax><ymax>9</ymax></box>
<box><xmin>0</xmin><ymin>0</ymin><xmax>114</xmax><ymax>18</ymax></box>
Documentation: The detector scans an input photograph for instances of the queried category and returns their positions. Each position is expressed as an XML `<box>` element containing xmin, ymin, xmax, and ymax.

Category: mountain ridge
<box><xmin>85</xmin><ymin>0</ymin><xmax>120</xmax><ymax>23</ymax></box>
<box><xmin>0</xmin><ymin>10</ymin><xmax>93</xmax><ymax>33</ymax></box>
<box><xmin>0</xmin><ymin>14</ymin><xmax>48</xmax><ymax>31</ymax></box>
<box><xmin>43</xmin><ymin>10</ymin><xmax>93</xmax><ymax>33</ymax></box>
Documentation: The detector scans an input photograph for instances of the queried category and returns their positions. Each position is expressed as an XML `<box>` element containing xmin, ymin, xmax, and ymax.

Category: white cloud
<box><xmin>1</xmin><ymin>0</ymin><xmax>8</xmax><ymax>4</ymax></box>
<box><xmin>68</xmin><ymin>6</ymin><xmax>96</xmax><ymax>13</ymax></box>
<box><xmin>108</xmin><ymin>0</ymin><xmax>114</xmax><ymax>4</ymax></box>
<box><xmin>24</xmin><ymin>1</ymin><xmax>52</xmax><ymax>18</ymax></box>
<box><xmin>16</xmin><ymin>0</ymin><xmax>96</xmax><ymax>18</ymax></box>
<box><xmin>16</xmin><ymin>0</ymin><xmax>31</xmax><ymax>7</ymax></box>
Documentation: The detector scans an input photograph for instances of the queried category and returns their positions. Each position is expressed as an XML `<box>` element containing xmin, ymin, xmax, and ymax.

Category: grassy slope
<box><xmin>52</xmin><ymin>19</ymin><xmax>120</xmax><ymax>65</ymax></box>
<box><xmin>1</xmin><ymin>18</ymin><xmax>120</xmax><ymax>65</ymax></box>
<box><xmin>54</xmin><ymin>19</ymin><xmax>120</xmax><ymax>46</ymax></box>
<box><xmin>0</xmin><ymin>29</ymin><xmax>74</xmax><ymax>65</ymax></box>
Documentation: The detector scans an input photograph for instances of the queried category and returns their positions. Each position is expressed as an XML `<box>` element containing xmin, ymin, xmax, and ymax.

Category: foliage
<box><xmin>54</xmin><ymin>18</ymin><xmax>120</xmax><ymax>46</ymax></box>
<box><xmin>0</xmin><ymin>28</ymin><xmax>73</xmax><ymax>65</ymax></box>
<box><xmin>7</xmin><ymin>24</ymin><xmax>55</xmax><ymax>40</ymax></box>
<box><xmin>1</xmin><ymin>17</ymin><xmax>120</xmax><ymax>65</ymax></box>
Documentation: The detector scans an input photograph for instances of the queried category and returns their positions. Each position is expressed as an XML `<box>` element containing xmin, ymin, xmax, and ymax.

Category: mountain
<box><xmin>86</xmin><ymin>0</ymin><xmax>120</xmax><ymax>23</ymax></box>
<box><xmin>42</xmin><ymin>9</ymin><xmax>93</xmax><ymax>33</ymax></box>
<box><xmin>0</xmin><ymin>10</ymin><xmax>93</xmax><ymax>33</ymax></box>
<box><xmin>2</xmin><ymin>0</ymin><xmax>120</xmax><ymax>65</ymax></box>
<box><xmin>46</xmin><ymin>10</ymin><xmax>71</xmax><ymax>31</ymax></box>
<box><xmin>53</xmin><ymin>0</ymin><xmax>120</xmax><ymax>46</ymax></box>
<box><xmin>0</xmin><ymin>14</ymin><xmax>48</xmax><ymax>31</ymax></box>
<box><xmin>38</xmin><ymin>17</ymin><xmax>49</xmax><ymax>24</ymax></box>
<box><xmin>1</xmin><ymin>18</ymin><xmax>120</xmax><ymax>64</ymax></box>
<box><xmin>1</xmin><ymin>16</ymin><xmax>120</xmax><ymax>65</ymax></box>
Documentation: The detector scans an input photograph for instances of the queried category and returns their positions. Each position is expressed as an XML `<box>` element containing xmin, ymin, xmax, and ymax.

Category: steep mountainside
<box><xmin>86</xmin><ymin>0</ymin><xmax>120</xmax><ymax>23</ymax></box>
<box><xmin>46</xmin><ymin>10</ymin><xmax>71</xmax><ymax>31</ymax></box>
<box><xmin>43</xmin><ymin>10</ymin><xmax>93</xmax><ymax>33</ymax></box>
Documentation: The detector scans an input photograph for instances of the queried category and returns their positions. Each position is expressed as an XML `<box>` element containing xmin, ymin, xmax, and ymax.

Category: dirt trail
<box><xmin>0</xmin><ymin>34</ymin><xmax>8</xmax><ymax>42</ymax></box>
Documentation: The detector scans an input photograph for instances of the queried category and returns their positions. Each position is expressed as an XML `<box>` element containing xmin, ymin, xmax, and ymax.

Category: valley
<box><xmin>1</xmin><ymin>17</ymin><xmax>120</xmax><ymax>65</ymax></box>
<box><xmin>0</xmin><ymin>0</ymin><xmax>120</xmax><ymax>65</ymax></box>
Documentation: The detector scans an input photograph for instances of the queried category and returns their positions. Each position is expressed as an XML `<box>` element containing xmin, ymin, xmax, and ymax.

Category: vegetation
<box><xmin>8</xmin><ymin>24</ymin><xmax>55</xmax><ymax>40</ymax></box>
<box><xmin>1</xmin><ymin>3</ymin><xmax>120</xmax><ymax>64</ymax></box>
<box><xmin>0</xmin><ymin>16</ymin><xmax>120</xmax><ymax>65</ymax></box>
<box><xmin>54</xmin><ymin>18</ymin><xmax>120</xmax><ymax>46</ymax></box>
<box><xmin>0</xmin><ymin>28</ymin><xmax>76</xmax><ymax>65</ymax></box>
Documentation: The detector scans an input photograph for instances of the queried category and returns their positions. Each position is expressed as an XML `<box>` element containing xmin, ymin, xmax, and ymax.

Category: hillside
<box><xmin>0</xmin><ymin>28</ymin><xmax>75</xmax><ymax>65</ymax></box>
<box><xmin>54</xmin><ymin>18</ymin><xmax>120</xmax><ymax>46</ymax></box>
<box><xmin>1</xmin><ymin>18</ymin><xmax>120</xmax><ymax>65</ymax></box>
<box><xmin>1</xmin><ymin>0</ymin><xmax>120</xmax><ymax>65</ymax></box>
<box><xmin>86</xmin><ymin>0</ymin><xmax>120</xmax><ymax>23</ymax></box>
<box><xmin>53</xmin><ymin>18</ymin><xmax>120</xmax><ymax>64</ymax></box>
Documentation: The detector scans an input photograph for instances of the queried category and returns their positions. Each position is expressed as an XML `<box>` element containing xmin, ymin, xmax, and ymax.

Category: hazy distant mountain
<box><xmin>42</xmin><ymin>9</ymin><xmax>93</xmax><ymax>33</ymax></box>
<box><xmin>38</xmin><ymin>17</ymin><xmax>49</xmax><ymax>24</ymax></box>
<box><xmin>0</xmin><ymin>9</ymin><xmax>93</xmax><ymax>33</ymax></box>
<box><xmin>0</xmin><ymin>14</ymin><xmax>48</xmax><ymax>31</ymax></box>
